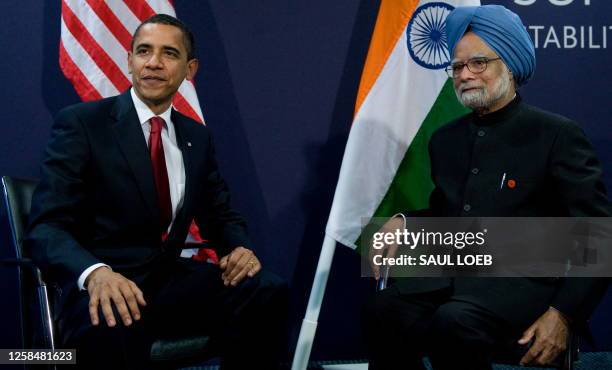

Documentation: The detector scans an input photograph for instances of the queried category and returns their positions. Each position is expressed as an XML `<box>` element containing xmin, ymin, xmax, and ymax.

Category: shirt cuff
<box><xmin>78</xmin><ymin>263</ymin><xmax>111</xmax><ymax>291</ymax></box>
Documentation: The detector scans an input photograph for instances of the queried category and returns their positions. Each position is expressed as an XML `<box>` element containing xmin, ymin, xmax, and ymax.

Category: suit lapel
<box><xmin>168</xmin><ymin>109</ymin><xmax>195</xmax><ymax>239</ymax></box>
<box><xmin>110</xmin><ymin>91</ymin><xmax>159</xmax><ymax>220</ymax></box>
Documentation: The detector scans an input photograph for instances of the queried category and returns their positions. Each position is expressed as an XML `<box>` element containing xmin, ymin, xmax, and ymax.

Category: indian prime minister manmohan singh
<box><xmin>363</xmin><ymin>5</ymin><xmax>610</xmax><ymax>370</ymax></box>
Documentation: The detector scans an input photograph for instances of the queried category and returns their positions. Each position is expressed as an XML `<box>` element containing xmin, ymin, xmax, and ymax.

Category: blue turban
<box><xmin>445</xmin><ymin>5</ymin><xmax>535</xmax><ymax>86</ymax></box>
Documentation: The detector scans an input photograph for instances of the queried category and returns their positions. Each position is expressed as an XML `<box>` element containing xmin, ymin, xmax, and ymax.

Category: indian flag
<box><xmin>326</xmin><ymin>0</ymin><xmax>478</xmax><ymax>249</ymax></box>
<box><xmin>293</xmin><ymin>2</ymin><xmax>482</xmax><ymax>366</ymax></box>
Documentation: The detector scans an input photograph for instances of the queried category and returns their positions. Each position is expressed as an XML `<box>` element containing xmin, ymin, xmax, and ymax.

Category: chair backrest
<box><xmin>1</xmin><ymin>176</ymin><xmax>57</xmax><ymax>357</ymax></box>
<box><xmin>2</xmin><ymin>176</ymin><xmax>39</xmax><ymax>258</ymax></box>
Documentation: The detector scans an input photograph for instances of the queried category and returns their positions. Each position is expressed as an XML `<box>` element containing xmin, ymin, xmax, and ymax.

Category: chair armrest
<box><xmin>0</xmin><ymin>257</ymin><xmax>46</xmax><ymax>286</ymax></box>
<box><xmin>0</xmin><ymin>257</ymin><xmax>34</xmax><ymax>266</ymax></box>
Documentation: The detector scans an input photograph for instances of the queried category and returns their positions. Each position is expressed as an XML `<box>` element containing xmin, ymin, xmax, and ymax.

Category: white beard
<box><xmin>455</xmin><ymin>71</ymin><xmax>511</xmax><ymax>111</ymax></box>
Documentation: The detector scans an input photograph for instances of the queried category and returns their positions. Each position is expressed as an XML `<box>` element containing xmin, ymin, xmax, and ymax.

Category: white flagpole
<box><xmin>291</xmin><ymin>235</ymin><xmax>337</xmax><ymax>370</ymax></box>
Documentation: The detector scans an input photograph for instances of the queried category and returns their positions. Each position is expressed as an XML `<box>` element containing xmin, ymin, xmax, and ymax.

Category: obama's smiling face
<box><xmin>128</xmin><ymin>23</ymin><xmax>198</xmax><ymax>114</ymax></box>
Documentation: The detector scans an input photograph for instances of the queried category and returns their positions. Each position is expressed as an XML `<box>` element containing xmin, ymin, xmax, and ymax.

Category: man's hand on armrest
<box><xmin>219</xmin><ymin>246</ymin><xmax>261</xmax><ymax>287</ymax></box>
<box><xmin>85</xmin><ymin>266</ymin><xmax>147</xmax><ymax>327</ymax></box>
<box><xmin>518</xmin><ymin>307</ymin><xmax>569</xmax><ymax>366</ymax></box>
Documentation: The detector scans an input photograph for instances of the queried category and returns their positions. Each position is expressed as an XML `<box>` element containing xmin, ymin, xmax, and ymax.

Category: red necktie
<box><xmin>149</xmin><ymin>116</ymin><xmax>172</xmax><ymax>239</ymax></box>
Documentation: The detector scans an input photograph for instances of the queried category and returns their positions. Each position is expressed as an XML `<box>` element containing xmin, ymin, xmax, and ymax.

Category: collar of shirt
<box><xmin>471</xmin><ymin>93</ymin><xmax>522</xmax><ymax>128</ymax></box>
<box><xmin>130</xmin><ymin>88</ymin><xmax>176</xmax><ymax>141</ymax></box>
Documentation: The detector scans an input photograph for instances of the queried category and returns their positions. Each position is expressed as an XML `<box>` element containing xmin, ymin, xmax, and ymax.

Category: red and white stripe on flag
<box><xmin>59</xmin><ymin>0</ymin><xmax>217</xmax><ymax>262</ymax></box>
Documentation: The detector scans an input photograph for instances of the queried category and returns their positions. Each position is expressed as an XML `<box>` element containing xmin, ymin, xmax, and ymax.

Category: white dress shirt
<box><xmin>77</xmin><ymin>89</ymin><xmax>187</xmax><ymax>290</ymax></box>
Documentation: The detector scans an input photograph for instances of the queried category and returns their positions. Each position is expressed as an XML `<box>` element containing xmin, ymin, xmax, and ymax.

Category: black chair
<box><xmin>376</xmin><ymin>269</ymin><xmax>578</xmax><ymax>370</ymax></box>
<box><xmin>1</xmin><ymin>176</ymin><xmax>216</xmax><ymax>369</ymax></box>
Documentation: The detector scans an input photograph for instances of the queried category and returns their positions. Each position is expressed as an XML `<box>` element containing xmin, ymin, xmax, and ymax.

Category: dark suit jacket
<box><xmin>397</xmin><ymin>96</ymin><xmax>610</xmax><ymax>327</ymax></box>
<box><xmin>25</xmin><ymin>91</ymin><xmax>250</xmax><ymax>315</ymax></box>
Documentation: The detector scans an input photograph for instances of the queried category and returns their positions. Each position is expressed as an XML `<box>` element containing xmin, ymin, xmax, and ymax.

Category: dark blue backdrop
<box><xmin>0</xmin><ymin>0</ymin><xmax>610</xmax><ymax>362</ymax></box>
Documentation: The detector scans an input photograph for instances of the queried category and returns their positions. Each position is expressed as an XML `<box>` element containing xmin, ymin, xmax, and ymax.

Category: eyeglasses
<box><xmin>445</xmin><ymin>57</ymin><xmax>502</xmax><ymax>78</ymax></box>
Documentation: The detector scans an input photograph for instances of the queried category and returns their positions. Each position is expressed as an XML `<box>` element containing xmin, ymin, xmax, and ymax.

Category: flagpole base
<box><xmin>291</xmin><ymin>318</ymin><xmax>318</xmax><ymax>370</ymax></box>
<box><xmin>291</xmin><ymin>235</ymin><xmax>337</xmax><ymax>370</ymax></box>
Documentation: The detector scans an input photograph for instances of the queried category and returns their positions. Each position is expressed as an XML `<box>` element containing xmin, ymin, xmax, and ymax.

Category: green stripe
<box><xmin>356</xmin><ymin>79</ymin><xmax>469</xmax><ymax>253</ymax></box>
<box><xmin>373</xmin><ymin>79</ymin><xmax>469</xmax><ymax>217</ymax></box>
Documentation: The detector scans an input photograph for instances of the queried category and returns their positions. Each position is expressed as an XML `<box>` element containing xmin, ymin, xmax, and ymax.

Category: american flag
<box><xmin>59</xmin><ymin>0</ymin><xmax>218</xmax><ymax>263</ymax></box>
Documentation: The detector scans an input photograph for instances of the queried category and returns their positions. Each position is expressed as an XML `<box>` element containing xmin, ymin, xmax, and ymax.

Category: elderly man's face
<box><xmin>128</xmin><ymin>23</ymin><xmax>198</xmax><ymax>114</ymax></box>
<box><xmin>452</xmin><ymin>31</ymin><xmax>514</xmax><ymax>113</ymax></box>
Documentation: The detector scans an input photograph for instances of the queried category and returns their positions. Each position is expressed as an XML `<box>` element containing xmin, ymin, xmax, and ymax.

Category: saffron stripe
<box><xmin>354</xmin><ymin>0</ymin><xmax>419</xmax><ymax>116</ymax></box>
